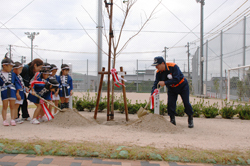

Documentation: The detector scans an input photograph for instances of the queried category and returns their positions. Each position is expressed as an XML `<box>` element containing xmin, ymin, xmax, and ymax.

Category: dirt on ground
<box><xmin>45</xmin><ymin>108</ymin><xmax>96</xmax><ymax>128</ymax></box>
<box><xmin>0</xmin><ymin>92</ymin><xmax>250</xmax><ymax>152</ymax></box>
<box><xmin>127</xmin><ymin>113</ymin><xmax>183</xmax><ymax>133</ymax></box>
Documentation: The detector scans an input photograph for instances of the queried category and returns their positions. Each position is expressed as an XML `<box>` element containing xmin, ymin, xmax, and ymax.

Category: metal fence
<box><xmin>192</xmin><ymin>16</ymin><xmax>250</xmax><ymax>101</ymax></box>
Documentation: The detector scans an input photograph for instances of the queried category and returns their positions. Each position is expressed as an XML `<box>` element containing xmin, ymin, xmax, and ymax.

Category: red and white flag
<box><xmin>40</xmin><ymin>100</ymin><xmax>54</xmax><ymax>121</ymax></box>
<box><xmin>111</xmin><ymin>68</ymin><xmax>125</xmax><ymax>87</ymax></box>
<box><xmin>150</xmin><ymin>89</ymin><xmax>159</xmax><ymax>109</ymax></box>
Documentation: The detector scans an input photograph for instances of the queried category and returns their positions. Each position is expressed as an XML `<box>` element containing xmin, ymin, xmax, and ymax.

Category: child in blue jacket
<box><xmin>57</xmin><ymin>64</ymin><xmax>73</xmax><ymax>109</ymax></box>
<box><xmin>0</xmin><ymin>58</ymin><xmax>22</xmax><ymax>126</ymax></box>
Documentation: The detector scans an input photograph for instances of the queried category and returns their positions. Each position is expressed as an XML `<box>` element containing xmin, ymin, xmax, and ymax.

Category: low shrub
<box><xmin>128</xmin><ymin>103</ymin><xmax>141</xmax><ymax>114</ymax></box>
<box><xmin>202</xmin><ymin>105</ymin><xmax>219</xmax><ymax>118</ymax></box>
<box><xmin>160</xmin><ymin>101</ymin><xmax>167</xmax><ymax>115</ymax></box>
<box><xmin>84</xmin><ymin>101</ymin><xmax>96</xmax><ymax>112</ymax></box>
<box><xmin>219</xmin><ymin>101</ymin><xmax>236</xmax><ymax>119</ymax></box>
<box><xmin>192</xmin><ymin>99</ymin><xmax>204</xmax><ymax>117</ymax></box>
<box><xmin>176</xmin><ymin>103</ymin><xmax>185</xmax><ymax>117</ymax></box>
<box><xmin>127</xmin><ymin>104</ymin><xmax>135</xmax><ymax>114</ymax></box>
<box><xmin>114</xmin><ymin>101</ymin><xmax>119</xmax><ymax>110</ymax></box>
<box><xmin>238</xmin><ymin>104</ymin><xmax>250</xmax><ymax>120</ymax></box>
<box><xmin>98</xmin><ymin>101</ymin><xmax>107</xmax><ymax>112</ymax></box>
<box><xmin>75</xmin><ymin>100</ymin><xmax>84</xmax><ymax>111</ymax></box>
<box><xmin>72</xmin><ymin>96</ymin><xmax>78</xmax><ymax>108</ymax></box>
<box><xmin>118</xmin><ymin>103</ymin><xmax>125</xmax><ymax>113</ymax></box>
<box><xmin>192</xmin><ymin>104</ymin><xmax>202</xmax><ymax>117</ymax></box>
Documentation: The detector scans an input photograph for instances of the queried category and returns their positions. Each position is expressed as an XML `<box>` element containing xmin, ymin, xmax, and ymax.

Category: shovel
<box><xmin>137</xmin><ymin>100</ymin><xmax>150</xmax><ymax>118</ymax></box>
<box><xmin>33</xmin><ymin>92</ymin><xmax>66</xmax><ymax>112</ymax></box>
<box><xmin>137</xmin><ymin>83</ymin><xmax>162</xmax><ymax>118</ymax></box>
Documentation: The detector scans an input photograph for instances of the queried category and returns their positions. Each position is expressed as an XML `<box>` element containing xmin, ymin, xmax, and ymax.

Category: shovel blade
<box><xmin>137</xmin><ymin>107</ymin><xmax>148</xmax><ymax>118</ymax></box>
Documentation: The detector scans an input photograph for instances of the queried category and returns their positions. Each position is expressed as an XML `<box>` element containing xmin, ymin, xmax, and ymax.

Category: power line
<box><xmin>159</xmin><ymin>0</ymin><xmax>229</xmax><ymax>52</ymax></box>
<box><xmin>193</xmin><ymin>1</ymin><xmax>250</xmax><ymax>42</ymax></box>
<box><xmin>12</xmin><ymin>45</ymin><xmax>184</xmax><ymax>54</ymax></box>
<box><xmin>205</xmin><ymin>0</ymin><xmax>249</xmax><ymax>37</ymax></box>
<box><xmin>0</xmin><ymin>23</ymin><xmax>44</xmax><ymax>60</ymax></box>
<box><xmin>3</xmin><ymin>27</ymin><xmax>250</xmax><ymax>35</ymax></box>
<box><xmin>0</xmin><ymin>0</ymin><xmax>35</xmax><ymax>28</ymax></box>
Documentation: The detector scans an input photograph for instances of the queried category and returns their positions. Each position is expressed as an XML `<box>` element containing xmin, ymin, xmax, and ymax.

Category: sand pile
<box><xmin>127</xmin><ymin>114</ymin><xmax>182</xmax><ymax>133</ymax></box>
<box><xmin>45</xmin><ymin>108</ymin><xmax>95</xmax><ymax>128</ymax></box>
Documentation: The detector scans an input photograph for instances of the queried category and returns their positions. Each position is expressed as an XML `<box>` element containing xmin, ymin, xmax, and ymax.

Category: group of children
<box><xmin>0</xmin><ymin>58</ymin><xmax>73</xmax><ymax>126</ymax></box>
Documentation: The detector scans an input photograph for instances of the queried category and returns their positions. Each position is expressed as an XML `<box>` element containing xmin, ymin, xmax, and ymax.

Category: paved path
<box><xmin>0</xmin><ymin>153</ymin><xmax>233</xmax><ymax>166</ymax></box>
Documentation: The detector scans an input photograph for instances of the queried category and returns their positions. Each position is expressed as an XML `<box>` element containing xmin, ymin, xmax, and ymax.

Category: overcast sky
<box><xmin>0</xmin><ymin>0</ymin><xmax>249</xmax><ymax>74</ymax></box>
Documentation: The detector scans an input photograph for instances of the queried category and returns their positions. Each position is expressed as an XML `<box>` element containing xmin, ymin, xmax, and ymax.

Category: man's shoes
<box><xmin>188</xmin><ymin>115</ymin><xmax>194</xmax><ymax>128</ymax></box>
<box><xmin>170</xmin><ymin>115</ymin><xmax>176</xmax><ymax>125</ymax></box>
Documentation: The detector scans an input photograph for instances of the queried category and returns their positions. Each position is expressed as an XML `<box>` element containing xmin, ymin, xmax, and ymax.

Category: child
<box><xmin>0</xmin><ymin>58</ymin><xmax>22</xmax><ymax>126</ymax></box>
<box><xmin>28</xmin><ymin>67</ymin><xmax>57</xmax><ymax>124</ymax></box>
<box><xmin>13</xmin><ymin>62</ymin><xmax>25</xmax><ymax>124</ymax></box>
<box><xmin>49</xmin><ymin>64</ymin><xmax>59</xmax><ymax>114</ymax></box>
<box><xmin>57</xmin><ymin>64</ymin><xmax>73</xmax><ymax>109</ymax></box>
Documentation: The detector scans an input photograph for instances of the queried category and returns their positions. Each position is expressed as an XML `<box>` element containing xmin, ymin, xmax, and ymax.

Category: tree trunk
<box><xmin>110</xmin><ymin>52</ymin><xmax>116</xmax><ymax>120</ymax></box>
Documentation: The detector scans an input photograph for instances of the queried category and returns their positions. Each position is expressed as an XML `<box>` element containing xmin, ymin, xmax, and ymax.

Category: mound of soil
<box><xmin>127</xmin><ymin>113</ymin><xmax>182</xmax><ymax>133</ymax></box>
<box><xmin>45</xmin><ymin>109</ymin><xmax>95</xmax><ymax>128</ymax></box>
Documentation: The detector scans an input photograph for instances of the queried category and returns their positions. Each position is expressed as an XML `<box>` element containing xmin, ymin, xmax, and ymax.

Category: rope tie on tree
<box><xmin>111</xmin><ymin>68</ymin><xmax>126</xmax><ymax>87</ymax></box>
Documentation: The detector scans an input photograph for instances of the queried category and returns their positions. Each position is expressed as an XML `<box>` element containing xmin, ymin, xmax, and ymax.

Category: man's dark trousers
<box><xmin>167</xmin><ymin>79</ymin><xmax>193</xmax><ymax>116</ymax></box>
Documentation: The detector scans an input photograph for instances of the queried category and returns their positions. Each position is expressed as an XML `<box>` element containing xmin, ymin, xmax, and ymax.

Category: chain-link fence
<box><xmin>192</xmin><ymin>16</ymin><xmax>250</xmax><ymax>101</ymax></box>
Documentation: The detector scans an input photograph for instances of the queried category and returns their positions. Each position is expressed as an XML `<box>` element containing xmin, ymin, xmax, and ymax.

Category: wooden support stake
<box><xmin>94</xmin><ymin>67</ymin><xmax>105</xmax><ymax>119</ymax></box>
<box><xmin>120</xmin><ymin>66</ymin><xmax>129</xmax><ymax>121</ymax></box>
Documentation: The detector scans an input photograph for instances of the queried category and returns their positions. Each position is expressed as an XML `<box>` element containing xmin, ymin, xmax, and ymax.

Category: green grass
<box><xmin>0</xmin><ymin>138</ymin><xmax>249</xmax><ymax>164</ymax></box>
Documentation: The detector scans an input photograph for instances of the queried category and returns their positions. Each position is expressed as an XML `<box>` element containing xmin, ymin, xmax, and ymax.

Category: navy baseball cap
<box><xmin>151</xmin><ymin>56</ymin><xmax>165</xmax><ymax>66</ymax></box>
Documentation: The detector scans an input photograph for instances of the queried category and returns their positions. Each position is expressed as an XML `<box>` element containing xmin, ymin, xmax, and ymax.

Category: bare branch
<box><xmin>114</xmin><ymin>0</ymin><xmax>136</xmax><ymax>54</ymax></box>
<box><xmin>76</xmin><ymin>17</ymin><xmax>108</xmax><ymax>56</ymax></box>
<box><xmin>81</xmin><ymin>5</ymin><xmax>97</xmax><ymax>25</ymax></box>
<box><xmin>117</xmin><ymin>0</ymin><xmax>162</xmax><ymax>56</ymax></box>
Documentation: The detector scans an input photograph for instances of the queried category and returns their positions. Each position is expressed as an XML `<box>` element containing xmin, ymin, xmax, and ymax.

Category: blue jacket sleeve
<box><xmin>151</xmin><ymin>72</ymin><xmax>159</xmax><ymax>95</ymax></box>
<box><xmin>164</xmin><ymin>65</ymin><xmax>182</xmax><ymax>86</ymax></box>
<box><xmin>68</xmin><ymin>75</ymin><xmax>73</xmax><ymax>91</ymax></box>
<box><xmin>56</xmin><ymin>75</ymin><xmax>61</xmax><ymax>88</ymax></box>
<box><xmin>13</xmin><ymin>73</ymin><xmax>22</xmax><ymax>90</ymax></box>
<box><xmin>0</xmin><ymin>77</ymin><xmax>4</xmax><ymax>86</ymax></box>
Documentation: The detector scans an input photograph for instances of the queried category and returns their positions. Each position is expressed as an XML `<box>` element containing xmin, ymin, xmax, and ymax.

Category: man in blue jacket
<box><xmin>151</xmin><ymin>56</ymin><xmax>194</xmax><ymax>128</ymax></box>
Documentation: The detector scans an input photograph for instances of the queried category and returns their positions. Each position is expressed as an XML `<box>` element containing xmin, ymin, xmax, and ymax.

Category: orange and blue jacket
<box><xmin>151</xmin><ymin>62</ymin><xmax>185</xmax><ymax>94</ymax></box>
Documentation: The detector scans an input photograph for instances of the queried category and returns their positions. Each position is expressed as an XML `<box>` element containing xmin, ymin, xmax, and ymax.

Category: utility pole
<box><xmin>97</xmin><ymin>0</ymin><xmax>103</xmax><ymax>93</ymax></box>
<box><xmin>21</xmin><ymin>56</ymin><xmax>26</xmax><ymax>64</ymax></box>
<box><xmin>243</xmin><ymin>16</ymin><xmax>246</xmax><ymax>67</ymax></box>
<box><xmin>9</xmin><ymin>45</ymin><xmax>12</xmax><ymax>60</ymax></box>
<box><xmin>162</xmin><ymin>47</ymin><xmax>168</xmax><ymax>92</ymax></box>
<box><xmin>196</xmin><ymin>0</ymin><xmax>205</xmax><ymax>95</ymax></box>
<box><xmin>185</xmin><ymin>42</ymin><xmax>190</xmax><ymax>82</ymax></box>
<box><xmin>200</xmin><ymin>0</ymin><xmax>204</xmax><ymax>95</ymax></box>
<box><xmin>162</xmin><ymin>47</ymin><xmax>168</xmax><ymax>61</ymax></box>
<box><xmin>24</xmin><ymin>32</ymin><xmax>39</xmax><ymax>61</ymax></box>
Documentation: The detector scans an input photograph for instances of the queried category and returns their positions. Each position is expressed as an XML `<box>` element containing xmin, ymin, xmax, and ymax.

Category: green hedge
<box><xmin>73</xmin><ymin>92</ymin><xmax>250</xmax><ymax>120</ymax></box>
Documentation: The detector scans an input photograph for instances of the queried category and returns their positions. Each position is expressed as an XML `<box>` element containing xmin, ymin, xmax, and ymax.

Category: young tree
<box><xmin>79</xmin><ymin>0</ymin><xmax>162</xmax><ymax>120</ymax></box>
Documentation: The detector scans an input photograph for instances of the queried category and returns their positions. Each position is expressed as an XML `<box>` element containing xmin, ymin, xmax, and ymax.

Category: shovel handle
<box><xmin>144</xmin><ymin>100</ymin><xmax>150</xmax><ymax>109</ymax></box>
<box><xmin>146</xmin><ymin>83</ymin><xmax>162</xmax><ymax>109</ymax></box>
<box><xmin>33</xmin><ymin>92</ymin><xmax>63</xmax><ymax>112</ymax></box>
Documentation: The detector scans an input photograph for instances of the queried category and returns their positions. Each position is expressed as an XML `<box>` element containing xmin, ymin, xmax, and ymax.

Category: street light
<box><xmin>24</xmin><ymin>32</ymin><xmax>39</xmax><ymax>61</ymax></box>
<box><xmin>196</xmin><ymin>0</ymin><xmax>205</xmax><ymax>95</ymax></box>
